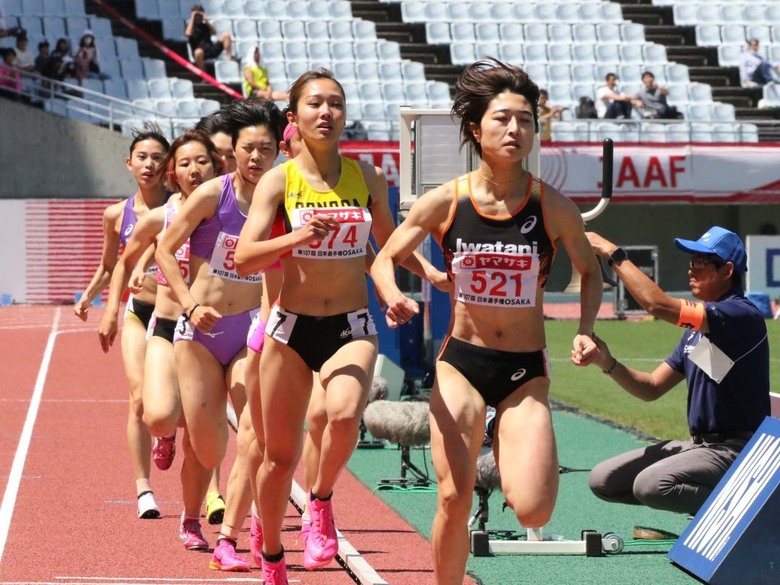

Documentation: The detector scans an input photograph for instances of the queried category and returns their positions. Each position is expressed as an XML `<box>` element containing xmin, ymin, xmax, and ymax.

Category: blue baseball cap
<box><xmin>674</xmin><ymin>226</ymin><xmax>748</xmax><ymax>273</ymax></box>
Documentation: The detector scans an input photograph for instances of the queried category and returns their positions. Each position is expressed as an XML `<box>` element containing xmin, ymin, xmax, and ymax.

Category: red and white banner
<box><xmin>341</xmin><ymin>141</ymin><xmax>780</xmax><ymax>204</ymax></box>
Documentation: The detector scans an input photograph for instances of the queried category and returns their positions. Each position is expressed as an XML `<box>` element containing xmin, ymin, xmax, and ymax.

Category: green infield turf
<box><xmin>348</xmin><ymin>316</ymin><xmax>779</xmax><ymax>585</ymax></box>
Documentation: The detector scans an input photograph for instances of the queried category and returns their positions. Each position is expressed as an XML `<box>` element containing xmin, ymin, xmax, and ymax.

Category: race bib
<box><xmin>209</xmin><ymin>231</ymin><xmax>262</xmax><ymax>283</ymax></box>
<box><xmin>451</xmin><ymin>251</ymin><xmax>539</xmax><ymax>307</ymax></box>
<box><xmin>290</xmin><ymin>207</ymin><xmax>372</xmax><ymax>259</ymax></box>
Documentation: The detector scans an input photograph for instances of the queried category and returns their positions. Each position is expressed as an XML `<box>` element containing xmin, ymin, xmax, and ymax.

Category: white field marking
<box><xmin>0</xmin><ymin>308</ymin><xmax>61</xmax><ymax>565</ymax></box>
<box><xmin>0</xmin><ymin>398</ymin><xmax>126</xmax><ymax>403</ymax></box>
<box><xmin>289</xmin><ymin>480</ymin><xmax>389</xmax><ymax>585</ymax></box>
<box><xmin>54</xmin><ymin>578</ymin><xmax>271</xmax><ymax>583</ymax></box>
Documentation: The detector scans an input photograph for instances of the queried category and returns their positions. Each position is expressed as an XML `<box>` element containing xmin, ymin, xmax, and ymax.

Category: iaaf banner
<box><xmin>340</xmin><ymin>141</ymin><xmax>780</xmax><ymax>204</ymax></box>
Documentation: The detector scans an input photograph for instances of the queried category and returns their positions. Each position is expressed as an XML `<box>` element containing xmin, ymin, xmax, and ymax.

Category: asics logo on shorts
<box><xmin>510</xmin><ymin>368</ymin><xmax>527</xmax><ymax>382</ymax></box>
<box><xmin>340</xmin><ymin>327</ymin><xmax>352</xmax><ymax>339</ymax></box>
<box><xmin>520</xmin><ymin>216</ymin><xmax>537</xmax><ymax>235</ymax></box>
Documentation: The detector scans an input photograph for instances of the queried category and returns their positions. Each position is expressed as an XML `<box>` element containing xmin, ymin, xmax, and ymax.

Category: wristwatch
<box><xmin>607</xmin><ymin>247</ymin><xmax>627</xmax><ymax>267</ymax></box>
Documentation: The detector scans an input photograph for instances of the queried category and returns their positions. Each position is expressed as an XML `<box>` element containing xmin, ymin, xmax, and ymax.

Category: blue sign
<box><xmin>668</xmin><ymin>417</ymin><xmax>780</xmax><ymax>584</ymax></box>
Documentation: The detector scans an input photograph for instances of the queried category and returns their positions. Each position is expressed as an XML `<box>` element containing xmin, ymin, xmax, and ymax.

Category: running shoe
<box><xmin>249</xmin><ymin>514</ymin><xmax>264</xmax><ymax>567</ymax></box>
<box><xmin>303</xmin><ymin>493</ymin><xmax>338</xmax><ymax>569</ymax></box>
<box><xmin>261</xmin><ymin>555</ymin><xmax>289</xmax><ymax>585</ymax></box>
<box><xmin>205</xmin><ymin>492</ymin><xmax>226</xmax><ymax>525</ymax></box>
<box><xmin>152</xmin><ymin>434</ymin><xmax>176</xmax><ymax>471</ymax></box>
<box><xmin>179</xmin><ymin>514</ymin><xmax>209</xmax><ymax>550</ymax></box>
<box><xmin>137</xmin><ymin>490</ymin><xmax>160</xmax><ymax>519</ymax></box>
<box><xmin>209</xmin><ymin>538</ymin><xmax>250</xmax><ymax>572</ymax></box>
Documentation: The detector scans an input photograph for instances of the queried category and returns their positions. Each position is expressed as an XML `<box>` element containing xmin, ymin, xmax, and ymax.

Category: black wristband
<box><xmin>184</xmin><ymin>303</ymin><xmax>200</xmax><ymax>322</ymax></box>
<box><xmin>603</xmin><ymin>357</ymin><xmax>618</xmax><ymax>375</ymax></box>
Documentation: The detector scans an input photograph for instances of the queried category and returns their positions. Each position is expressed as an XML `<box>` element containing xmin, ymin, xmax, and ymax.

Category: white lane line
<box><xmin>0</xmin><ymin>308</ymin><xmax>61</xmax><ymax>565</ymax></box>
<box><xmin>289</xmin><ymin>480</ymin><xmax>389</xmax><ymax>585</ymax></box>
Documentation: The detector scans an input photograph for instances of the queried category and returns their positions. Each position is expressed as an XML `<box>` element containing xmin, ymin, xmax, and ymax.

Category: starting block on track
<box><xmin>470</xmin><ymin>528</ymin><xmax>624</xmax><ymax>557</ymax></box>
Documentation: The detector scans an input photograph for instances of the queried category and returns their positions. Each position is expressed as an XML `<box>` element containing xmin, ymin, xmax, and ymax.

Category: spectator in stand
<box><xmin>242</xmin><ymin>45</ymin><xmax>289</xmax><ymax>101</ymax></box>
<box><xmin>0</xmin><ymin>47</ymin><xmax>21</xmax><ymax>98</ymax></box>
<box><xmin>75</xmin><ymin>29</ymin><xmax>109</xmax><ymax>80</ymax></box>
<box><xmin>596</xmin><ymin>73</ymin><xmax>634</xmax><ymax>119</ymax></box>
<box><xmin>633</xmin><ymin>71</ymin><xmax>681</xmax><ymax>120</ymax></box>
<box><xmin>14</xmin><ymin>33</ymin><xmax>34</xmax><ymax>72</ymax></box>
<box><xmin>51</xmin><ymin>37</ymin><xmax>83</xmax><ymax>85</ymax></box>
<box><xmin>34</xmin><ymin>40</ymin><xmax>50</xmax><ymax>74</ymax></box>
<box><xmin>739</xmin><ymin>38</ymin><xmax>780</xmax><ymax>88</ymax></box>
<box><xmin>538</xmin><ymin>88</ymin><xmax>566</xmax><ymax>141</ymax></box>
<box><xmin>185</xmin><ymin>3</ymin><xmax>235</xmax><ymax>71</ymax></box>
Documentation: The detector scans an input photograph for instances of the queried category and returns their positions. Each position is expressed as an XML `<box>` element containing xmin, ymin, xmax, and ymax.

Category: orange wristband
<box><xmin>676</xmin><ymin>299</ymin><xmax>705</xmax><ymax>330</ymax></box>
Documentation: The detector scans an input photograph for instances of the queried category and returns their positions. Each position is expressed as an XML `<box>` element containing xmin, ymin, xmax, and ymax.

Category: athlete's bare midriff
<box><xmin>278</xmin><ymin>255</ymin><xmax>368</xmax><ymax>316</ymax></box>
<box><xmin>449</xmin><ymin>286</ymin><xmax>547</xmax><ymax>352</ymax></box>
<box><xmin>189</xmin><ymin>255</ymin><xmax>263</xmax><ymax>315</ymax></box>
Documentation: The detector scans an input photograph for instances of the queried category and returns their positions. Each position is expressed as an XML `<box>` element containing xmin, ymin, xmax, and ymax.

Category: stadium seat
<box><xmin>214</xmin><ymin>59</ymin><xmax>241</xmax><ymax>83</ymax></box>
<box><xmin>142</xmin><ymin>57</ymin><xmax>167</xmax><ymax>80</ymax></box>
<box><xmin>720</xmin><ymin>24</ymin><xmax>746</xmax><ymax>46</ymax></box>
<box><xmin>643</xmin><ymin>43</ymin><xmax>668</xmax><ymax>65</ymax></box>
<box><xmin>672</xmin><ymin>5</ymin><xmax>698</xmax><ymax>26</ymax></box>
<box><xmin>695</xmin><ymin>25</ymin><xmax>721</xmax><ymax>47</ymax></box>
<box><xmin>120</xmin><ymin>58</ymin><xmax>144</xmax><ymax>79</ymax></box>
<box><xmin>329</xmin><ymin>0</ymin><xmax>352</xmax><ymax>20</ymax></box>
<box><xmin>665</xmin><ymin>123</ymin><xmax>691</xmax><ymax>143</ymax></box>
<box><xmin>258</xmin><ymin>20</ymin><xmax>282</xmax><ymax>42</ymax></box>
<box><xmin>377</xmin><ymin>41</ymin><xmax>401</xmax><ymax>62</ymax></box>
<box><xmin>401</xmin><ymin>2</ymin><xmax>426</xmax><ymax>23</ymax></box>
<box><xmin>524</xmin><ymin>23</ymin><xmax>548</xmax><ymax>43</ymax></box>
<box><xmin>548</xmin><ymin>23</ymin><xmax>573</xmax><ymax>45</ymax></box>
<box><xmin>328</xmin><ymin>20</ymin><xmax>353</xmax><ymax>40</ymax></box>
<box><xmin>499</xmin><ymin>23</ymin><xmax>525</xmax><ymax>42</ymax></box>
<box><xmin>450</xmin><ymin>23</ymin><xmax>475</xmax><ymax>43</ymax></box>
<box><xmin>740</xmin><ymin>123</ymin><xmax>759</xmax><ymax>143</ymax></box>
<box><xmin>620</xmin><ymin>23</ymin><xmax>645</xmax><ymax>44</ymax></box>
<box><xmin>475</xmin><ymin>23</ymin><xmax>500</xmax><ymax>43</ymax></box>
<box><xmin>524</xmin><ymin>44</ymin><xmax>548</xmax><ymax>63</ymax></box>
<box><xmin>640</xmin><ymin>122</ymin><xmax>668</xmax><ymax>143</ymax></box>
<box><xmin>572</xmin><ymin>24</ymin><xmax>597</xmax><ymax>44</ymax></box>
<box><xmin>377</xmin><ymin>60</ymin><xmax>401</xmax><ymax>83</ymax></box>
<box><xmin>499</xmin><ymin>43</ymin><xmax>524</xmax><ymax>65</ymax></box>
<box><xmin>234</xmin><ymin>19</ymin><xmax>258</xmax><ymax>40</ymax></box>
<box><xmin>688</xmin><ymin>83</ymin><xmax>712</xmax><ymax>103</ymax></box>
<box><xmin>42</xmin><ymin>16</ymin><xmax>67</xmax><ymax>40</ymax></box>
<box><xmin>426</xmin><ymin>22</ymin><xmax>451</xmax><ymax>44</ymax></box>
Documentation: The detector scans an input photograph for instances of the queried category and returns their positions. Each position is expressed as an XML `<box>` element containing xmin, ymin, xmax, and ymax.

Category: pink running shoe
<box><xmin>304</xmin><ymin>493</ymin><xmax>338</xmax><ymax>569</ymax></box>
<box><xmin>179</xmin><ymin>514</ymin><xmax>208</xmax><ymax>551</ymax></box>
<box><xmin>152</xmin><ymin>434</ymin><xmax>176</xmax><ymax>471</ymax></box>
<box><xmin>261</xmin><ymin>556</ymin><xmax>289</xmax><ymax>585</ymax></box>
<box><xmin>209</xmin><ymin>538</ymin><xmax>250</xmax><ymax>572</ymax></box>
<box><xmin>249</xmin><ymin>514</ymin><xmax>264</xmax><ymax>567</ymax></box>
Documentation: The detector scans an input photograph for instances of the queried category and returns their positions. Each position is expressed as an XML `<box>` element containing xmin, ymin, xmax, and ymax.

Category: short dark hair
<box><xmin>193</xmin><ymin>107</ymin><xmax>231</xmax><ymax>136</ymax></box>
<box><xmin>38</xmin><ymin>40</ymin><xmax>50</xmax><ymax>50</ymax></box>
<box><xmin>641</xmin><ymin>71</ymin><xmax>655</xmax><ymax>79</ymax></box>
<box><xmin>451</xmin><ymin>57</ymin><xmax>540</xmax><ymax>157</ymax></box>
<box><xmin>223</xmin><ymin>98</ymin><xmax>284</xmax><ymax>149</ymax></box>
<box><xmin>129</xmin><ymin>121</ymin><xmax>170</xmax><ymax>155</ymax></box>
<box><xmin>605</xmin><ymin>72</ymin><xmax>617</xmax><ymax>82</ymax></box>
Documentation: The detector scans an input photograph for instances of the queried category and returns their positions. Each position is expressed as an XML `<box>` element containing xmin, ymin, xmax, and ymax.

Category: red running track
<box><xmin>0</xmin><ymin>306</ymin><xmax>462</xmax><ymax>585</ymax></box>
